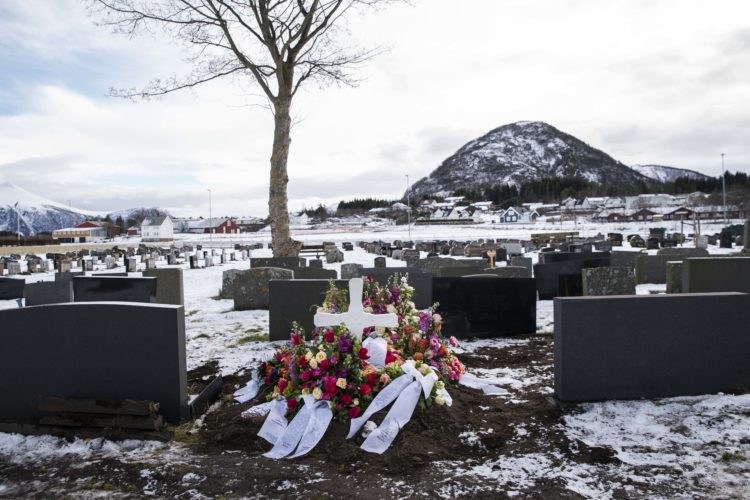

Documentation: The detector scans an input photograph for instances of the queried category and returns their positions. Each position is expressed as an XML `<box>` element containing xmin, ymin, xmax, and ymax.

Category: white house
<box><xmin>141</xmin><ymin>216</ymin><xmax>174</xmax><ymax>241</ymax></box>
<box><xmin>289</xmin><ymin>212</ymin><xmax>310</xmax><ymax>226</ymax></box>
<box><xmin>499</xmin><ymin>206</ymin><xmax>539</xmax><ymax>223</ymax></box>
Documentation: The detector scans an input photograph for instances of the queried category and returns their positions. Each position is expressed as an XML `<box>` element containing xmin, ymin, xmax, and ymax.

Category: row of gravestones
<box><xmin>0</xmin><ymin>269</ymin><xmax>184</xmax><ymax>306</ymax></box>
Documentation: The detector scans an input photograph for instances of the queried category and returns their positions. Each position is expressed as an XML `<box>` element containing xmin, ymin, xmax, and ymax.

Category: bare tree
<box><xmin>90</xmin><ymin>0</ymin><xmax>395</xmax><ymax>256</ymax></box>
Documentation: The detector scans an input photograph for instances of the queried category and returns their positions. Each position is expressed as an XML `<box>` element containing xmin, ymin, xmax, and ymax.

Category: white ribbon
<box><xmin>346</xmin><ymin>372</ymin><xmax>413</xmax><ymax>439</ymax></box>
<box><xmin>257</xmin><ymin>398</ymin><xmax>288</xmax><ymax>445</ymax></box>
<box><xmin>362</xmin><ymin>336</ymin><xmax>388</xmax><ymax>369</ymax></box>
<box><xmin>459</xmin><ymin>372</ymin><xmax>508</xmax><ymax>396</ymax></box>
<box><xmin>234</xmin><ymin>370</ymin><xmax>260</xmax><ymax>403</ymax></box>
<box><xmin>262</xmin><ymin>395</ymin><xmax>333</xmax><ymax>459</ymax></box>
<box><xmin>264</xmin><ymin>395</ymin><xmax>316</xmax><ymax>459</ymax></box>
<box><xmin>361</xmin><ymin>380</ymin><xmax>422</xmax><ymax>454</ymax></box>
<box><xmin>288</xmin><ymin>400</ymin><xmax>333</xmax><ymax>458</ymax></box>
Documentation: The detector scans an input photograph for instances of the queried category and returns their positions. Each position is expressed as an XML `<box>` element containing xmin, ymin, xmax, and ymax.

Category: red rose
<box><xmin>277</xmin><ymin>379</ymin><xmax>287</xmax><ymax>392</ymax></box>
<box><xmin>298</xmin><ymin>355</ymin><xmax>308</xmax><ymax>368</ymax></box>
<box><xmin>287</xmin><ymin>398</ymin><xmax>297</xmax><ymax>410</ymax></box>
<box><xmin>367</xmin><ymin>373</ymin><xmax>378</xmax><ymax>385</ymax></box>
<box><xmin>323</xmin><ymin>329</ymin><xmax>335</xmax><ymax>343</ymax></box>
<box><xmin>340</xmin><ymin>393</ymin><xmax>352</xmax><ymax>404</ymax></box>
<box><xmin>264</xmin><ymin>376</ymin><xmax>272</xmax><ymax>385</ymax></box>
<box><xmin>357</xmin><ymin>348</ymin><xmax>369</xmax><ymax>360</ymax></box>
<box><xmin>324</xmin><ymin>381</ymin><xmax>339</xmax><ymax>395</ymax></box>
<box><xmin>359</xmin><ymin>384</ymin><xmax>371</xmax><ymax>396</ymax></box>
<box><xmin>260</xmin><ymin>362</ymin><xmax>267</xmax><ymax>371</ymax></box>
<box><xmin>320</xmin><ymin>359</ymin><xmax>331</xmax><ymax>371</ymax></box>
<box><xmin>404</xmin><ymin>326</ymin><xmax>413</xmax><ymax>335</ymax></box>
<box><xmin>348</xmin><ymin>407</ymin><xmax>360</xmax><ymax>418</ymax></box>
<box><xmin>291</xmin><ymin>333</ymin><xmax>302</xmax><ymax>345</ymax></box>
<box><xmin>301</xmin><ymin>371</ymin><xmax>311</xmax><ymax>381</ymax></box>
<box><xmin>276</xmin><ymin>353</ymin><xmax>285</xmax><ymax>363</ymax></box>
<box><xmin>385</xmin><ymin>351</ymin><xmax>397</xmax><ymax>364</ymax></box>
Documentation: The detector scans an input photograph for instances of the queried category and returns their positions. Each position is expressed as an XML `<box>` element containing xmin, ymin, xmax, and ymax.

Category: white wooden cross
<box><xmin>313</xmin><ymin>278</ymin><xmax>398</xmax><ymax>342</ymax></box>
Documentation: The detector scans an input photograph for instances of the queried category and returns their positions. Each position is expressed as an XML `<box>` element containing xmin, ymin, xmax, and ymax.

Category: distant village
<box><xmin>48</xmin><ymin>191</ymin><xmax>747</xmax><ymax>244</ymax></box>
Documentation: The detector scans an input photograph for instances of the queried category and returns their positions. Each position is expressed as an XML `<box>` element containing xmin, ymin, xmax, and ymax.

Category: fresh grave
<box><xmin>234</xmin><ymin>275</ymin><xmax>465</xmax><ymax>457</ymax></box>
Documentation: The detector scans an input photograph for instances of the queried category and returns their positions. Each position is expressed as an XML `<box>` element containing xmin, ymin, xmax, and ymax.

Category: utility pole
<box><xmin>14</xmin><ymin>201</ymin><xmax>19</xmax><ymax>243</ymax></box>
<box><xmin>405</xmin><ymin>175</ymin><xmax>412</xmax><ymax>241</ymax></box>
<box><xmin>208</xmin><ymin>188</ymin><xmax>213</xmax><ymax>246</ymax></box>
<box><xmin>721</xmin><ymin>153</ymin><xmax>727</xmax><ymax>225</ymax></box>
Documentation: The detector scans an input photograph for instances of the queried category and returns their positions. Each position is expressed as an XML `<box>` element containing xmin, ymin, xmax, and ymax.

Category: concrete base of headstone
<box><xmin>554</xmin><ymin>293</ymin><xmax>750</xmax><ymax>402</ymax></box>
<box><xmin>582</xmin><ymin>267</ymin><xmax>636</xmax><ymax>296</ymax></box>
<box><xmin>24</xmin><ymin>281</ymin><xmax>74</xmax><ymax>306</ymax></box>
<box><xmin>233</xmin><ymin>267</ymin><xmax>294</xmax><ymax>310</ymax></box>
<box><xmin>0</xmin><ymin>302</ymin><xmax>188</xmax><ymax>422</ymax></box>
<box><xmin>143</xmin><ymin>268</ymin><xmax>185</xmax><ymax>305</ymax></box>
<box><xmin>682</xmin><ymin>257</ymin><xmax>750</xmax><ymax>293</ymax></box>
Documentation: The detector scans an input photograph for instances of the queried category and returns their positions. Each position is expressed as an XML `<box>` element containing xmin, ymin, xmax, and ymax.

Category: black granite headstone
<box><xmin>73</xmin><ymin>276</ymin><xmax>157</xmax><ymax>303</ymax></box>
<box><xmin>24</xmin><ymin>281</ymin><xmax>74</xmax><ymax>306</ymax></box>
<box><xmin>432</xmin><ymin>277</ymin><xmax>536</xmax><ymax>338</ymax></box>
<box><xmin>250</xmin><ymin>257</ymin><xmax>307</xmax><ymax>269</ymax></box>
<box><xmin>0</xmin><ymin>302</ymin><xmax>188</xmax><ymax>422</ymax></box>
<box><xmin>294</xmin><ymin>268</ymin><xmax>338</xmax><ymax>280</ymax></box>
<box><xmin>357</xmin><ymin>268</ymin><xmax>434</xmax><ymax>309</ymax></box>
<box><xmin>555</xmin><ymin>293</ymin><xmax>750</xmax><ymax>402</ymax></box>
<box><xmin>269</xmin><ymin>279</ymin><xmax>349</xmax><ymax>341</ymax></box>
<box><xmin>0</xmin><ymin>277</ymin><xmax>25</xmax><ymax>300</ymax></box>
<box><xmin>534</xmin><ymin>253</ymin><xmax>611</xmax><ymax>300</ymax></box>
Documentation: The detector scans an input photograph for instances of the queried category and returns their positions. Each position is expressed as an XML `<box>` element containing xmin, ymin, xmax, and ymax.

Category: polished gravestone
<box><xmin>432</xmin><ymin>277</ymin><xmax>536</xmax><ymax>338</ymax></box>
<box><xmin>635</xmin><ymin>248</ymin><xmax>709</xmax><ymax>284</ymax></box>
<box><xmin>143</xmin><ymin>268</ymin><xmax>185</xmax><ymax>305</ymax></box>
<box><xmin>0</xmin><ymin>277</ymin><xmax>25</xmax><ymax>300</ymax></box>
<box><xmin>357</xmin><ymin>267</ymin><xmax>434</xmax><ymax>309</ymax></box>
<box><xmin>293</xmin><ymin>267</ymin><xmax>338</xmax><ymax>280</ymax></box>
<box><xmin>268</xmin><ymin>279</ymin><xmax>349</xmax><ymax>341</ymax></box>
<box><xmin>250</xmin><ymin>257</ymin><xmax>306</xmax><ymax>270</ymax></box>
<box><xmin>73</xmin><ymin>276</ymin><xmax>157</xmax><ymax>303</ymax></box>
<box><xmin>534</xmin><ymin>253</ymin><xmax>611</xmax><ymax>300</ymax></box>
<box><xmin>24</xmin><ymin>281</ymin><xmax>74</xmax><ymax>306</ymax></box>
<box><xmin>554</xmin><ymin>293</ymin><xmax>750</xmax><ymax>402</ymax></box>
<box><xmin>0</xmin><ymin>302</ymin><xmax>188</xmax><ymax>422</ymax></box>
<box><xmin>682</xmin><ymin>257</ymin><xmax>750</xmax><ymax>293</ymax></box>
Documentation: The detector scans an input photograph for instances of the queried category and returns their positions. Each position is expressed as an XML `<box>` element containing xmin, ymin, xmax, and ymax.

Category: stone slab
<box><xmin>268</xmin><ymin>279</ymin><xmax>349</xmax><ymax>342</ymax></box>
<box><xmin>610</xmin><ymin>250</ymin><xmax>643</xmax><ymax>268</ymax></box>
<box><xmin>293</xmin><ymin>268</ymin><xmax>338</xmax><ymax>280</ymax></box>
<box><xmin>635</xmin><ymin>250</ymin><xmax>708</xmax><ymax>284</ymax></box>
<box><xmin>432</xmin><ymin>277</ymin><xmax>536</xmax><ymax>338</ymax></box>
<box><xmin>250</xmin><ymin>257</ymin><xmax>306</xmax><ymax>270</ymax></box>
<box><xmin>0</xmin><ymin>277</ymin><xmax>25</xmax><ymax>300</ymax></box>
<box><xmin>24</xmin><ymin>281</ymin><xmax>74</xmax><ymax>306</ymax></box>
<box><xmin>554</xmin><ymin>293</ymin><xmax>750</xmax><ymax>402</ymax></box>
<box><xmin>143</xmin><ymin>268</ymin><xmax>185</xmax><ymax>306</ymax></box>
<box><xmin>0</xmin><ymin>302</ymin><xmax>188</xmax><ymax>422</ymax></box>
<box><xmin>582</xmin><ymin>267</ymin><xmax>636</xmax><ymax>296</ymax></box>
<box><xmin>534</xmin><ymin>254</ymin><xmax>611</xmax><ymax>300</ymax></box>
<box><xmin>682</xmin><ymin>257</ymin><xmax>750</xmax><ymax>293</ymax></box>
<box><xmin>233</xmin><ymin>267</ymin><xmax>294</xmax><ymax>310</ymax></box>
<box><xmin>73</xmin><ymin>277</ymin><xmax>157</xmax><ymax>303</ymax></box>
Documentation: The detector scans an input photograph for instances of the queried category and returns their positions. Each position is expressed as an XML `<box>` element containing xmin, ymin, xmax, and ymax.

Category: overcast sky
<box><xmin>1</xmin><ymin>0</ymin><xmax>749</xmax><ymax>217</ymax></box>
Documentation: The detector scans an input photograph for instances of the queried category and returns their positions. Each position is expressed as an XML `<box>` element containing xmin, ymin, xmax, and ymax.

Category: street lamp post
<box><xmin>405</xmin><ymin>175</ymin><xmax>412</xmax><ymax>241</ymax></box>
<box><xmin>721</xmin><ymin>153</ymin><xmax>727</xmax><ymax>225</ymax></box>
<box><xmin>208</xmin><ymin>188</ymin><xmax>213</xmax><ymax>246</ymax></box>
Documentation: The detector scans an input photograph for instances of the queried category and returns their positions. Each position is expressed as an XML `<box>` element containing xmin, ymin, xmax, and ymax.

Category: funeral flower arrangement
<box><xmin>256</xmin><ymin>274</ymin><xmax>465</xmax><ymax>421</ymax></box>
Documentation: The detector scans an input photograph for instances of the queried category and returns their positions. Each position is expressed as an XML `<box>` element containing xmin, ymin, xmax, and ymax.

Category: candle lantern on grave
<box><xmin>486</xmin><ymin>249</ymin><xmax>496</xmax><ymax>269</ymax></box>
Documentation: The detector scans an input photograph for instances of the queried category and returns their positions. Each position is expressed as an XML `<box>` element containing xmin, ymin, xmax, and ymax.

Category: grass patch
<box><xmin>237</xmin><ymin>333</ymin><xmax>268</xmax><ymax>344</ymax></box>
<box><xmin>186</xmin><ymin>309</ymin><xmax>199</xmax><ymax>317</ymax></box>
<box><xmin>721</xmin><ymin>452</ymin><xmax>748</xmax><ymax>462</ymax></box>
<box><xmin>193</xmin><ymin>333</ymin><xmax>210</xmax><ymax>340</ymax></box>
<box><xmin>220</xmin><ymin>308</ymin><xmax>234</xmax><ymax>314</ymax></box>
<box><xmin>169</xmin><ymin>423</ymin><xmax>200</xmax><ymax>444</ymax></box>
<box><xmin>210</xmin><ymin>295</ymin><xmax>224</xmax><ymax>300</ymax></box>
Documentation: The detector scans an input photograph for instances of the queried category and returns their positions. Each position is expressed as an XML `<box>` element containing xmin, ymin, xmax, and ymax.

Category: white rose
<box><xmin>364</xmin><ymin>306</ymin><xmax>373</xmax><ymax>313</ymax></box>
<box><xmin>386</xmin><ymin>304</ymin><xmax>397</xmax><ymax>314</ymax></box>
<box><xmin>435</xmin><ymin>395</ymin><xmax>445</xmax><ymax>406</ymax></box>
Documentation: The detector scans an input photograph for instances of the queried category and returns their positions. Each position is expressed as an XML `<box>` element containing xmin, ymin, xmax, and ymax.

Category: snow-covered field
<box><xmin>0</xmin><ymin>221</ymin><xmax>748</xmax><ymax>498</ymax></box>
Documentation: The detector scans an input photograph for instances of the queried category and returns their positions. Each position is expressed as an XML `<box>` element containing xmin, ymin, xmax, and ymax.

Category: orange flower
<box><xmin>413</xmin><ymin>352</ymin><xmax>423</xmax><ymax>361</ymax></box>
<box><xmin>438</xmin><ymin>345</ymin><xmax>448</xmax><ymax>357</ymax></box>
<box><xmin>419</xmin><ymin>338</ymin><xmax>428</xmax><ymax>351</ymax></box>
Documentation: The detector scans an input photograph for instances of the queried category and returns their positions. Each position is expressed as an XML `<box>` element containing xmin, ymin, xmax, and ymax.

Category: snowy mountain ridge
<box><xmin>409</xmin><ymin>121</ymin><xmax>709</xmax><ymax>198</ymax></box>
<box><xmin>630</xmin><ymin>164</ymin><xmax>710</xmax><ymax>183</ymax></box>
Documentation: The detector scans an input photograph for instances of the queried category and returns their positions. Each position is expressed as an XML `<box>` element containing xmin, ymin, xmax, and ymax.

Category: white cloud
<box><xmin>0</xmin><ymin>0</ymin><xmax>749</xmax><ymax>217</ymax></box>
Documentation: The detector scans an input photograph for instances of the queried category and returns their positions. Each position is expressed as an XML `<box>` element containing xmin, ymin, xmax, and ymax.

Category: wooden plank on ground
<box><xmin>37</xmin><ymin>396</ymin><xmax>159</xmax><ymax>416</ymax></box>
<box><xmin>39</xmin><ymin>413</ymin><xmax>164</xmax><ymax>430</ymax></box>
<box><xmin>0</xmin><ymin>419</ymin><xmax>172</xmax><ymax>442</ymax></box>
<box><xmin>189</xmin><ymin>376</ymin><xmax>224</xmax><ymax>420</ymax></box>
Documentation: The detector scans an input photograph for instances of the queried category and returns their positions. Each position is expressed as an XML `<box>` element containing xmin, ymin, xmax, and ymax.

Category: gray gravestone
<box><xmin>554</xmin><ymin>293</ymin><xmax>750</xmax><ymax>402</ymax></box>
<box><xmin>73</xmin><ymin>276</ymin><xmax>157</xmax><ymax>303</ymax></box>
<box><xmin>83</xmin><ymin>259</ymin><xmax>94</xmax><ymax>271</ymax></box>
<box><xmin>582</xmin><ymin>267</ymin><xmax>636</xmax><ymax>296</ymax></box>
<box><xmin>6</xmin><ymin>261</ymin><xmax>21</xmax><ymax>275</ymax></box>
<box><xmin>105</xmin><ymin>256</ymin><xmax>116</xmax><ymax>269</ymax></box>
<box><xmin>0</xmin><ymin>277</ymin><xmax>25</xmax><ymax>300</ymax></box>
<box><xmin>695</xmin><ymin>235</ymin><xmax>708</xmax><ymax>250</ymax></box>
<box><xmin>233</xmin><ymin>267</ymin><xmax>294</xmax><ymax>310</ymax></box>
<box><xmin>374</xmin><ymin>256</ymin><xmax>386</xmax><ymax>268</ymax></box>
<box><xmin>250</xmin><ymin>257</ymin><xmax>306</xmax><ymax>270</ymax></box>
<box><xmin>125</xmin><ymin>257</ymin><xmax>137</xmax><ymax>273</ymax></box>
<box><xmin>24</xmin><ymin>281</ymin><xmax>74</xmax><ymax>306</ymax></box>
<box><xmin>610</xmin><ymin>250</ymin><xmax>643</xmax><ymax>269</ymax></box>
<box><xmin>666</xmin><ymin>261</ymin><xmax>683</xmax><ymax>294</ymax></box>
<box><xmin>682</xmin><ymin>257</ymin><xmax>750</xmax><ymax>293</ymax></box>
<box><xmin>509</xmin><ymin>256</ymin><xmax>533</xmax><ymax>274</ymax></box>
<box><xmin>269</xmin><ymin>279</ymin><xmax>349</xmax><ymax>341</ymax></box>
<box><xmin>341</xmin><ymin>263</ymin><xmax>363</xmax><ymax>279</ymax></box>
<box><xmin>635</xmin><ymin>249</ymin><xmax>709</xmax><ymax>284</ymax></box>
<box><xmin>221</xmin><ymin>269</ymin><xmax>248</xmax><ymax>299</ymax></box>
<box><xmin>143</xmin><ymin>268</ymin><xmax>185</xmax><ymax>306</ymax></box>
<box><xmin>309</xmin><ymin>258</ymin><xmax>324</xmax><ymax>269</ymax></box>
<box><xmin>0</xmin><ymin>302</ymin><xmax>188</xmax><ymax>422</ymax></box>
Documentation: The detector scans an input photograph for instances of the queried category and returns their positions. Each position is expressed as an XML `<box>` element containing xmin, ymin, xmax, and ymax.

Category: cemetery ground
<box><xmin>1</xmin><ymin>221</ymin><xmax>749</xmax><ymax>498</ymax></box>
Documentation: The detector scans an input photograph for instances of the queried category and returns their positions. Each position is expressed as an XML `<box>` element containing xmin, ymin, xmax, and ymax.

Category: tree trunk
<box><xmin>268</xmin><ymin>95</ymin><xmax>298</xmax><ymax>257</ymax></box>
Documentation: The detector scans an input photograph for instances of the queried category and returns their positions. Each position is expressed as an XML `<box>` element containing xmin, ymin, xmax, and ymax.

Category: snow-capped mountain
<box><xmin>0</xmin><ymin>182</ymin><xmax>99</xmax><ymax>236</ymax></box>
<box><xmin>409</xmin><ymin>121</ymin><xmax>710</xmax><ymax>199</ymax></box>
<box><xmin>630</xmin><ymin>164</ymin><xmax>710</xmax><ymax>183</ymax></box>
<box><xmin>106</xmin><ymin>207</ymin><xmax>170</xmax><ymax>224</ymax></box>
